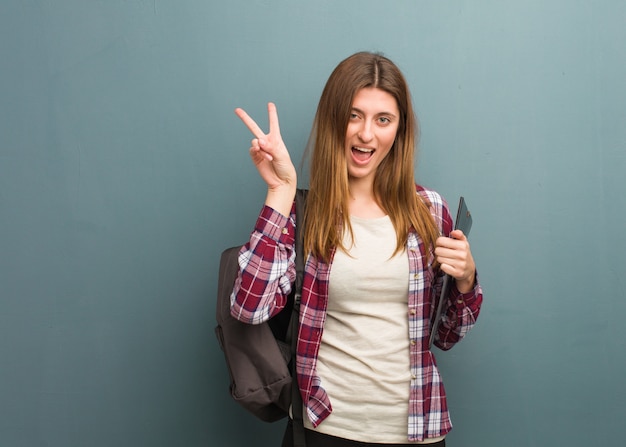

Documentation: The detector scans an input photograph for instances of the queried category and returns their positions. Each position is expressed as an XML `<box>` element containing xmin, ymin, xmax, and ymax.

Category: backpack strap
<box><xmin>290</xmin><ymin>188</ymin><xmax>307</xmax><ymax>447</ymax></box>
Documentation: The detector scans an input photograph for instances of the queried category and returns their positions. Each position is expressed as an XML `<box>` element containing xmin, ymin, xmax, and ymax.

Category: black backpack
<box><xmin>215</xmin><ymin>189</ymin><xmax>307</xmax><ymax>443</ymax></box>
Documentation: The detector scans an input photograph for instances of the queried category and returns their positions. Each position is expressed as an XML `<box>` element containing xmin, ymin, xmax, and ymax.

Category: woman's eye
<box><xmin>378</xmin><ymin>117</ymin><xmax>390</xmax><ymax>124</ymax></box>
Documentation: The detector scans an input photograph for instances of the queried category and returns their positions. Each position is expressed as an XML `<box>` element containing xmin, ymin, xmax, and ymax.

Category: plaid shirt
<box><xmin>231</xmin><ymin>186</ymin><xmax>483</xmax><ymax>442</ymax></box>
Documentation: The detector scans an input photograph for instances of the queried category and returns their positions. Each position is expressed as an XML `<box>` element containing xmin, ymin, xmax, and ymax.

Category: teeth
<box><xmin>353</xmin><ymin>147</ymin><xmax>374</xmax><ymax>153</ymax></box>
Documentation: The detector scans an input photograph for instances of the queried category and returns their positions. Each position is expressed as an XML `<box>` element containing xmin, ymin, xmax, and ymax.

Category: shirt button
<box><xmin>281</xmin><ymin>228</ymin><xmax>288</xmax><ymax>235</ymax></box>
<box><xmin>457</xmin><ymin>299</ymin><xmax>464</xmax><ymax>305</ymax></box>
<box><xmin>410</xmin><ymin>340</ymin><xmax>416</xmax><ymax>346</ymax></box>
<box><xmin>410</xmin><ymin>309</ymin><xmax>416</xmax><ymax>315</ymax></box>
<box><xmin>414</xmin><ymin>273</ymin><xmax>420</xmax><ymax>279</ymax></box>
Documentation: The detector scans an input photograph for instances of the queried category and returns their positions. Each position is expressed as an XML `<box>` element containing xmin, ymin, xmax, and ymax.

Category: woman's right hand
<box><xmin>235</xmin><ymin>103</ymin><xmax>297</xmax><ymax>215</ymax></box>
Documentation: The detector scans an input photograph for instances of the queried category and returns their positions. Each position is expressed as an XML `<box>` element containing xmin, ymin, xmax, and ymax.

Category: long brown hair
<box><xmin>303</xmin><ymin>52</ymin><xmax>440</xmax><ymax>264</ymax></box>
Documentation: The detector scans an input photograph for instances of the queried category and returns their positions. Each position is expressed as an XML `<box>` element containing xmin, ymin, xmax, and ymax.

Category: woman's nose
<box><xmin>358</xmin><ymin>122</ymin><xmax>373</xmax><ymax>142</ymax></box>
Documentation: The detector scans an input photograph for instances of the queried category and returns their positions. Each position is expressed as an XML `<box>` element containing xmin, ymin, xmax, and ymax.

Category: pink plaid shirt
<box><xmin>231</xmin><ymin>186</ymin><xmax>483</xmax><ymax>442</ymax></box>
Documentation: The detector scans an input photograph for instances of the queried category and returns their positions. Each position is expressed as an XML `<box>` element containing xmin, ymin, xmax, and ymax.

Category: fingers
<box><xmin>435</xmin><ymin>237</ymin><xmax>469</xmax><ymax>263</ymax></box>
<box><xmin>249</xmin><ymin>143</ymin><xmax>273</xmax><ymax>162</ymax></box>
<box><xmin>435</xmin><ymin>233</ymin><xmax>475</xmax><ymax>281</ymax></box>
<box><xmin>234</xmin><ymin>107</ymin><xmax>266</xmax><ymax>139</ymax></box>
<box><xmin>267</xmin><ymin>102</ymin><xmax>281</xmax><ymax>135</ymax></box>
<box><xmin>438</xmin><ymin>258</ymin><xmax>470</xmax><ymax>278</ymax></box>
<box><xmin>235</xmin><ymin>103</ymin><xmax>281</xmax><ymax>140</ymax></box>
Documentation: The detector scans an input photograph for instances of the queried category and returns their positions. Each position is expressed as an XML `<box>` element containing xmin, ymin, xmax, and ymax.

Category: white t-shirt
<box><xmin>304</xmin><ymin>214</ymin><xmax>413</xmax><ymax>443</ymax></box>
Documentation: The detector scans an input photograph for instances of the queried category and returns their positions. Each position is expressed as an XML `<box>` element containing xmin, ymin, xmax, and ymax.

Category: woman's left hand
<box><xmin>435</xmin><ymin>230</ymin><xmax>476</xmax><ymax>293</ymax></box>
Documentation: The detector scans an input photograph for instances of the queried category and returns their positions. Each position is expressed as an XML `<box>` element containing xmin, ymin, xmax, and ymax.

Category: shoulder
<box><xmin>415</xmin><ymin>185</ymin><xmax>452</xmax><ymax>235</ymax></box>
<box><xmin>414</xmin><ymin>184</ymin><xmax>453</xmax><ymax>234</ymax></box>
<box><xmin>415</xmin><ymin>184</ymin><xmax>447</xmax><ymax>210</ymax></box>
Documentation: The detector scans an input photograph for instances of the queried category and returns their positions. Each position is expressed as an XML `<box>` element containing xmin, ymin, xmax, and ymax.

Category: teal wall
<box><xmin>1</xmin><ymin>1</ymin><xmax>625</xmax><ymax>446</ymax></box>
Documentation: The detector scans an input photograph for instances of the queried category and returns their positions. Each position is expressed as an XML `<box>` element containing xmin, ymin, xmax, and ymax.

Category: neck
<box><xmin>348</xmin><ymin>176</ymin><xmax>373</xmax><ymax>197</ymax></box>
<box><xmin>348</xmin><ymin>178</ymin><xmax>385</xmax><ymax>218</ymax></box>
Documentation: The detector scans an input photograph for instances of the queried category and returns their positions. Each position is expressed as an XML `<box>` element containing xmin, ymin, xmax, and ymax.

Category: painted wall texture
<box><xmin>1</xmin><ymin>1</ymin><xmax>625</xmax><ymax>446</ymax></box>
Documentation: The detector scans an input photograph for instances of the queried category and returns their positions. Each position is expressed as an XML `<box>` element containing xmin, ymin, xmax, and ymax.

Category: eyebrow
<box><xmin>351</xmin><ymin>107</ymin><xmax>398</xmax><ymax>119</ymax></box>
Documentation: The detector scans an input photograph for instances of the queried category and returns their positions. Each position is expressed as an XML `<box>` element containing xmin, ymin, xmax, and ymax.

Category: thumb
<box><xmin>450</xmin><ymin>229</ymin><xmax>467</xmax><ymax>241</ymax></box>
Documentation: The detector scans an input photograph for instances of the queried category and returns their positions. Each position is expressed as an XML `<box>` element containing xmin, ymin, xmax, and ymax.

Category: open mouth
<box><xmin>351</xmin><ymin>146</ymin><xmax>375</xmax><ymax>162</ymax></box>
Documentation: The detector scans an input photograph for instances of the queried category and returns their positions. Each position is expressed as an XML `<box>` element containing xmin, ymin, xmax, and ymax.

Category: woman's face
<box><xmin>344</xmin><ymin>87</ymin><xmax>400</xmax><ymax>184</ymax></box>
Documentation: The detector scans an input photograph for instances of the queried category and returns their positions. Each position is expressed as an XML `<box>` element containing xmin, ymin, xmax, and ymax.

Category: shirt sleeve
<box><xmin>424</xmin><ymin>186</ymin><xmax>483</xmax><ymax>351</ymax></box>
<box><xmin>435</xmin><ymin>274</ymin><xmax>483</xmax><ymax>350</ymax></box>
<box><xmin>229</xmin><ymin>204</ymin><xmax>297</xmax><ymax>324</ymax></box>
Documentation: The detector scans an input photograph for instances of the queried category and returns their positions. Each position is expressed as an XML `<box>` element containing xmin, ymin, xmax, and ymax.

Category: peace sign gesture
<box><xmin>235</xmin><ymin>103</ymin><xmax>297</xmax><ymax>198</ymax></box>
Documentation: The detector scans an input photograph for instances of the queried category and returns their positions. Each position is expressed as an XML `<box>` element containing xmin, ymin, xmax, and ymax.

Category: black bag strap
<box><xmin>290</xmin><ymin>188</ymin><xmax>307</xmax><ymax>447</ymax></box>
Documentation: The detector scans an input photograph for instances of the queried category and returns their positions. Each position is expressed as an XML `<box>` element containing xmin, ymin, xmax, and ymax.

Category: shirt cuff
<box><xmin>254</xmin><ymin>205</ymin><xmax>295</xmax><ymax>245</ymax></box>
<box><xmin>451</xmin><ymin>272</ymin><xmax>480</xmax><ymax>308</ymax></box>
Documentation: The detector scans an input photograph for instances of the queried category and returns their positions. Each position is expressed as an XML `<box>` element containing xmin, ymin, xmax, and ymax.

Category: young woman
<box><xmin>231</xmin><ymin>52</ymin><xmax>483</xmax><ymax>446</ymax></box>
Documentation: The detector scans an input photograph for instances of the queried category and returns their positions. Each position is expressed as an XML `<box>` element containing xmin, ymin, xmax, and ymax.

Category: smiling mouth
<box><xmin>352</xmin><ymin>146</ymin><xmax>375</xmax><ymax>162</ymax></box>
